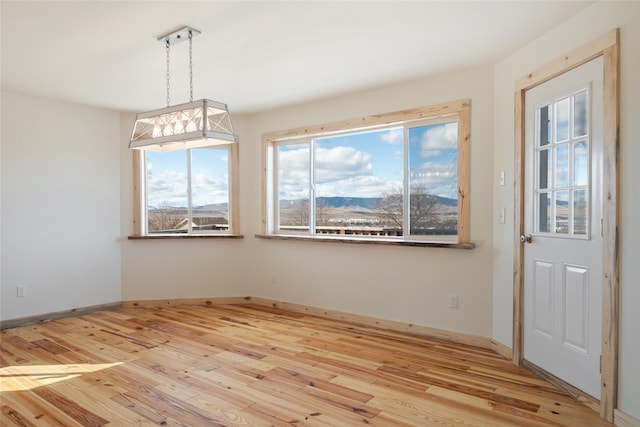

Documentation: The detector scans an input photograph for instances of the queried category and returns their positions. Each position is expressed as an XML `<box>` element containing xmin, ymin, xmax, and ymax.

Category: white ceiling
<box><xmin>1</xmin><ymin>1</ymin><xmax>593</xmax><ymax>114</ymax></box>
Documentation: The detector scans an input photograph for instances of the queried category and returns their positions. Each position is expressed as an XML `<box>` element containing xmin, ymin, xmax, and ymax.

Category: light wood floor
<box><xmin>1</xmin><ymin>304</ymin><xmax>611</xmax><ymax>426</ymax></box>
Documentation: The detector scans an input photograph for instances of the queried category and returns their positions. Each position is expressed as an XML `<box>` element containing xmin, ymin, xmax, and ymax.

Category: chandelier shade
<box><xmin>129</xmin><ymin>26</ymin><xmax>237</xmax><ymax>152</ymax></box>
<box><xmin>129</xmin><ymin>99</ymin><xmax>237</xmax><ymax>152</ymax></box>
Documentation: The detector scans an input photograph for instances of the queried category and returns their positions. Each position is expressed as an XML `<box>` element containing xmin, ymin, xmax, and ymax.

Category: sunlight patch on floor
<box><xmin>0</xmin><ymin>362</ymin><xmax>123</xmax><ymax>391</ymax></box>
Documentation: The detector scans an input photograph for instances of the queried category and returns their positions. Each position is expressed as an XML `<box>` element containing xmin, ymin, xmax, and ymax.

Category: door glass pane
<box><xmin>555</xmin><ymin>145</ymin><xmax>569</xmax><ymax>188</ymax></box>
<box><xmin>408</xmin><ymin>122</ymin><xmax>458</xmax><ymax>237</ymax></box>
<box><xmin>573</xmin><ymin>90</ymin><xmax>588</xmax><ymax>137</ymax></box>
<box><xmin>538</xmin><ymin>148</ymin><xmax>551</xmax><ymax>189</ymax></box>
<box><xmin>538</xmin><ymin>105</ymin><xmax>550</xmax><ymax>147</ymax></box>
<box><xmin>574</xmin><ymin>140</ymin><xmax>589</xmax><ymax>186</ymax></box>
<box><xmin>555</xmin><ymin>190</ymin><xmax>569</xmax><ymax>234</ymax></box>
<box><xmin>539</xmin><ymin>192</ymin><xmax>550</xmax><ymax>233</ymax></box>
<box><xmin>534</xmin><ymin>87</ymin><xmax>591</xmax><ymax>238</ymax></box>
<box><xmin>573</xmin><ymin>189</ymin><xmax>588</xmax><ymax>235</ymax></box>
<box><xmin>191</xmin><ymin>147</ymin><xmax>229</xmax><ymax>232</ymax></box>
<box><xmin>277</xmin><ymin>143</ymin><xmax>310</xmax><ymax>231</ymax></box>
<box><xmin>555</xmin><ymin>97</ymin><xmax>570</xmax><ymax>142</ymax></box>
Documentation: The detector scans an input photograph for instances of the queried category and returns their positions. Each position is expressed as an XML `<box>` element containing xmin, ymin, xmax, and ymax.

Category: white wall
<box><xmin>119</xmin><ymin>65</ymin><xmax>496</xmax><ymax>337</ymax></box>
<box><xmin>243</xmin><ymin>66</ymin><xmax>496</xmax><ymax>337</ymax></box>
<box><xmin>492</xmin><ymin>1</ymin><xmax>640</xmax><ymax>419</ymax></box>
<box><xmin>1</xmin><ymin>92</ymin><xmax>122</xmax><ymax>321</ymax></box>
<box><xmin>119</xmin><ymin>114</ymin><xmax>256</xmax><ymax>301</ymax></box>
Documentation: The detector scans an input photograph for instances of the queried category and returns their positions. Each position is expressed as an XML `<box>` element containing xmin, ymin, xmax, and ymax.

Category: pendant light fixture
<box><xmin>129</xmin><ymin>26</ymin><xmax>237</xmax><ymax>152</ymax></box>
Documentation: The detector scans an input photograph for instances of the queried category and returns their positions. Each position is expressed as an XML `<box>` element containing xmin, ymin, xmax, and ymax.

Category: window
<box><xmin>132</xmin><ymin>144</ymin><xmax>239</xmax><ymax>236</ymax></box>
<box><xmin>263</xmin><ymin>100</ymin><xmax>471</xmax><ymax>245</ymax></box>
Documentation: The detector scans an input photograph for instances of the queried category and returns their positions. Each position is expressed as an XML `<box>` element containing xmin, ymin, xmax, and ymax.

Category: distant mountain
<box><xmin>149</xmin><ymin>196</ymin><xmax>457</xmax><ymax>212</ymax></box>
<box><xmin>416</xmin><ymin>194</ymin><xmax>458</xmax><ymax>207</ymax></box>
<box><xmin>280</xmin><ymin>195</ymin><xmax>457</xmax><ymax>209</ymax></box>
<box><xmin>317</xmin><ymin>197</ymin><xmax>379</xmax><ymax>209</ymax></box>
<box><xmin>148</xmin><ymin>203</ymin><xmax>229</xmax><ymax>212</ymax></box>
<box><xmin>193</xmin><ymin>203</ymin><xmax>229</xmax><ymax>211</ymax></box>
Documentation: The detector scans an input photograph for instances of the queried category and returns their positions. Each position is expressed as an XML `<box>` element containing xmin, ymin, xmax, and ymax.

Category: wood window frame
<box><xmin>260</xmin><ymin>99</ymin><xmax>472</xmax><ymax>247</ymax></box>
<box><xmin>512</xmin><ymin>29</ymin><xmax>619</xmax><ymax>421</ymax></box>
<box><xmin>130</xmin><ymin>143</ymin><xmax>241</xmax><ymax>238</ymax></box>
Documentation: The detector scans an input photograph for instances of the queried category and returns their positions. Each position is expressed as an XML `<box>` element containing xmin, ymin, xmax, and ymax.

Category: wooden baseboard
<box><xmin>491</xmin><ymin>339</ymin><xmax>513</xmax><ymax>360</ymax></box>
<box><xmin>0</xmin><ymin>302</ymin><xmax>122</xmax><ymax>330</ymax></box>
<box><xmin>122</xmin><ymin>296</ymin><xmax>250</xmax><ymax>308</ymax></box>
<box><xmin>522</xmin><ymin>359</ymin><xmax>600</xmax><ymax>415</ymax></box>
<box><xmin>246</xmin><ymin>297</ymin><xmax>493</xmax><ymax>349</ymax></box>
<box><xmin>122</xmin><ymin>296</ymin><xmax>492</xmax><ymax>350</ymax></box>
<box><xmin>615</xmin><ymin>409</ymin><xmax>640</xmax><ymax>427</ymax></box>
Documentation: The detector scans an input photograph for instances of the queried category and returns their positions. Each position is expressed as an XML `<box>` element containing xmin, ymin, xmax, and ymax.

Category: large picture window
<box><xmin>132</xmin><ymin>144</ymin><xmax>239</xmax><ymax>236</ymax></box>
<box><xmin>263</xmin><ymin>100</ymin><xmax>471</xmax><ymax>245</ymax></box>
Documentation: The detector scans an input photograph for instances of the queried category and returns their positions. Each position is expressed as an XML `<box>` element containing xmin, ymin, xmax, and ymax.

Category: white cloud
<box><xmin>555</xmin><ymin>97</ymin><xmax>570</xmax><ymax>121</ymax></box>
<box><xmin>192</xmin><ymin>173</ymin><xmax>228</xmax><ymax>205</ymax></box>
<box><xmin>420</xmin><ymin>123</ymin><xmax>457</xmax><ymax>158</ymax></box>
<box><xmin>278</xmin><ymin>145</ymin><xmax>402</xmax><ymax>199</ymax></box>
<box><xmin>380</xmin><ymin>128</ymin><xmax>403</xmax><ymax>145</ymax></box>
<box><xmin>147</xmin><ymin>170</ymin><xmax>228</xmax><ymax>207</ymax></box>
<box><xmin>411</xmin><ymin>161</ymin><xmax>457</xmax><ymax>199</ymax></box>
<box><xmin>278</xmin><ymin>145</ymin><xmax>373</xmax><ymax>186</ymax></box>
<box><xmin>277</xmin><ymin>146</ymin><xmax>310</xmax><ymax>200</ymax></box>
<box><xmin>314</xmin><ymin>146</ymin><xmax>372</xmax><ymax>183</ymax></box>
<box><xmin>278</xmin><ymin>184</ymin><xmax>308</xmax><ymax>201</ymax></box>
<box><xmin>147</xmin><ymin>170</ymin><xmax>187</xmax><ymax>207</ymax></box>
<box><xmin>317</xmin><ymin>175</ymin><xmax>401</xmax><ymax>198</ymax></box>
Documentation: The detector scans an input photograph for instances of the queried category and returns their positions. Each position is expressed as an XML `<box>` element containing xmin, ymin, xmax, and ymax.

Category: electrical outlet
<box><xmin>17</xmin><ymin>285</ymin><xmax>26</xmax><ymax>298</ymax></box>
<box><xmin>449</xmin><ymin>294</ymin><xmax>459</xmax><ymax>309</ymax></box>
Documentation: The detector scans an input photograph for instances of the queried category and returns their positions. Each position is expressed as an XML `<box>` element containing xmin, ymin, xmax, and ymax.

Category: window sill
<box><xmin>128</xmin><ymin>234</ymin><xmax>244</xmax><ymax>240</ymax></box>
<box><xmin>254</xmin><ymin>234</ymin><xmax>475</xmax><ymax>249</ymax></box>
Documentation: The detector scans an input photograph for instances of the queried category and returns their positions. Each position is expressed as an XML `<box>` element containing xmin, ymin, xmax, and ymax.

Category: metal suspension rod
<box><xmin>189</xmin><ymin>30</ymin><xmax>194</xmax><ymax>102</ymax></box>
<box><xmin>165</xmin><ymin>39</ymin><xmax>170</xmax><ymax>107</ymax></box>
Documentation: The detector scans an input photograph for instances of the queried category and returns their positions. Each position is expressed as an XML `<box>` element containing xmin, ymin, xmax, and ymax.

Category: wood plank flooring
<box><xmin>1</xmin><ymin>304</ymin><xmax>611</xmax><ymax>426</ymax></box>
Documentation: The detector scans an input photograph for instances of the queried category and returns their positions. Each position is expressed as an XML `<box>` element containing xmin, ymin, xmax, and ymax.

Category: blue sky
<box><xmin>145</xmin><ymin>122</ymin><xmax>460</xmax><ymax>209</ymax></box>
<box><xmin>146</xmin><ymin>147</ymin><xmax>229</xmax><ymax>207</ymax></box>
<box><xmin>277</xmin><ymin>122</ymin><xmax>459</xmax><ymax>201</ymax></box>
<box><xmin>409</xmin><ymin>122</ymin><xmax>458</xmax><ymax>199</ymax></box>
<box><xmin>314</xmin><ymin>127</ymin><xmax>404</xmax><ymax>199</ymax></box>
<box><xmin>277</xmin><ymin>128</ymin><xmax>402</xmax><ymax>201</ymax></box>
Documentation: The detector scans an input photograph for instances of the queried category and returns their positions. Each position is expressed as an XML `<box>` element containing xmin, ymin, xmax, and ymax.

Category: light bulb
<box><xmin>186</xmin><ymin>119</ymin><xmax>198</xmax><ymax>133</ymax></box>
<box><xmin>152</xmin><ymin>118</ymin><xmax>162</xmax><ymax>138</ymax></box>
<box><xmin>162</xmin><ymin>114</ymin><xmax>173</xmax><ymax>136</ymax></box>
<box><xmin>174</xmin><ymin>116</ymin><xmax>184</xmax><ymax>134</ymax></box>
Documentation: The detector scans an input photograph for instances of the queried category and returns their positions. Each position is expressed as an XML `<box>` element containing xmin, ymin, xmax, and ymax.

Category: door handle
<box><xmin>520</xmin><ymin>234</ymin><xmax>532</xmax><ymax>244</ymax></box>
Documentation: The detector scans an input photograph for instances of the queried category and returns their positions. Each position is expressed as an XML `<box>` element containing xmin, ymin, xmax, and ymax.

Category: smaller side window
<box><xmin>133</xmin><ymin>144</ymin><xmax>239</xmax><ymax>236</ymax></box>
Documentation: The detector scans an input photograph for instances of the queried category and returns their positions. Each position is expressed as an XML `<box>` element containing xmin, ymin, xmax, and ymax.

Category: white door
<box><xmin>523</xmin><ymin>57</ymin><xmax>603</xmax><ymax>399</ymax></box>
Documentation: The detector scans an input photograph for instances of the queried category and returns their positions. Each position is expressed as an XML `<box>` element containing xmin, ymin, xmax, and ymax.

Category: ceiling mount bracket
<box><xmin>157</xmin><ymin>26</ymin><xmax>201</xmax><ymax>45</ymax></box>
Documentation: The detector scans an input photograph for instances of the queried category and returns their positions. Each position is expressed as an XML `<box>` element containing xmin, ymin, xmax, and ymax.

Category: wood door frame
<box><xmin>513</xmin><ymin>29</ymin><xmax>620</xmax><ymax>422</ymax></box>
